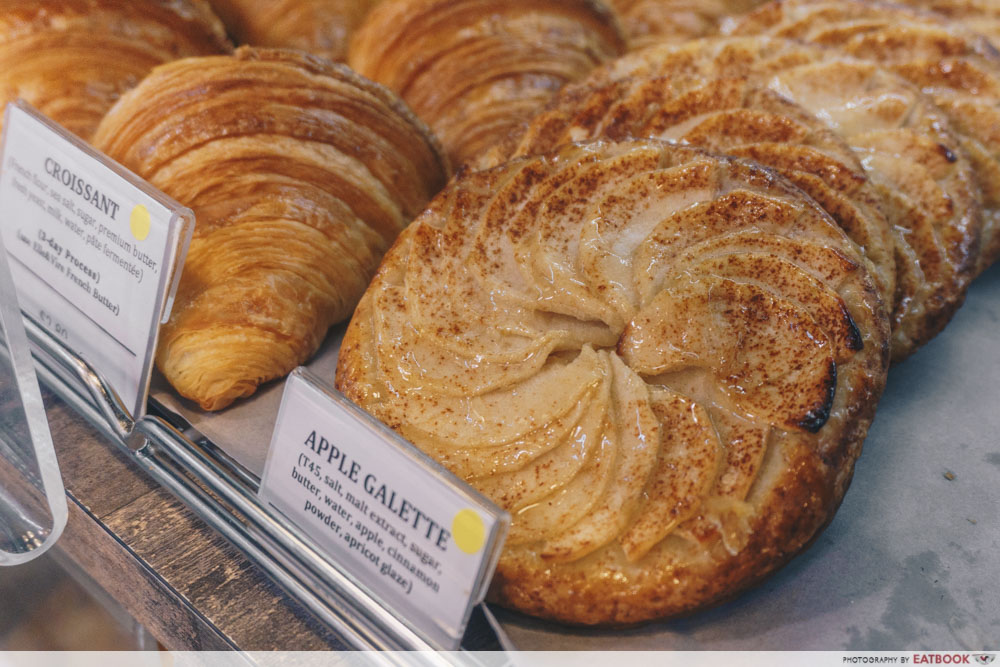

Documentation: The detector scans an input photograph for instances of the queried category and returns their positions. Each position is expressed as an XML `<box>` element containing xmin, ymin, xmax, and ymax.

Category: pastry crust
<box><xmin>336</xmin><ymin>139</ymin><xmax>889</xmax><ymax>624</ymax></box>
<box><xmin>574</xmin><ymin>36</ymin><xmax>981</xmax><ymax>361</ymax></box>
<box><xmin>347</xmin><ymin>0</ymin><xmax>626</xmax><ymax>166</ymax></box>
<box><xmin>207</xmin><ymin>0</ymin><xmax>381</xmax><ymax>61</ymax></box>
<box><xmin>733</xmin><ymin>0</ymin><xmax>1000</xmax><ymax>273</ymax></box>
<box><xmin>93</xmin><ymin>46</ymin><xmax>448</xmax><ymax>411</ymax></box>
<box><xmin>0</xmin><ymin>0</ymin><xmax>230</xmax><ymax>139</ymax></box>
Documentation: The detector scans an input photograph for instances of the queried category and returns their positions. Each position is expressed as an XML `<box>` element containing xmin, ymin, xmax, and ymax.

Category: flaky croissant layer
<box><xmin>93</xmin><ymin>46</ymin><xmax>448</xmax><ymax>411</ymax></box>
<box><xmin>348</xmin><ymin>0</ymin><xmax>626</xmax><ymax>166</ymax></box>
<box><xmin>207</xmin><ymin>0</ymin><xmax>382</xmax><ymax>61</ymax></box>
<box><xmin>0</xmin><ymin>0</ymin><xmax>230</xmax><ymax>139</ymax></box>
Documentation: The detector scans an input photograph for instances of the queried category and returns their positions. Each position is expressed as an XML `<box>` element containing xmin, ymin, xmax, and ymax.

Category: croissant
<box><xmin>0</xmin><ymin>0</ymin><xmax>229</xmax><ymax>140</ymax></box>
<box><xmin>206</xmin><ymin>0</ymin><xmax>381</xmax><ymax>61</ymax></box>
<box><xmin>92</xmin><ymin>47</ymin><xmax>448</xmax><ymax>411</ymax></box>
<box><xmin>572</xmin><ymin>36</ymin><xmax>981</xmax><ymax>361</ymax></box>
<box><xmin>347</xmin><ymin>0</ymin><xmax>626</xmax><ymax>166</ymax></box>
<box><xmin>732</xmin><ymin>0</ymin><xmax>1000</xmax><ymax>273</ymax></box>
<box><xmin>605</xmin><ymin>0</ymin><xmax>766</xmax><ymax>49</ymax></box>
<box><xmin>337</xmin><ymin>139</ymin><xmax>889</xmax><ymax>624</ymax></box>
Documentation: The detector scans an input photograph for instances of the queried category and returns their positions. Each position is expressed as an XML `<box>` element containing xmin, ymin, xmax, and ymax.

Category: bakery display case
<box><xmin>0</xmin><ymin>0</ymin><xmax>999</xmax><ymax>655</ymax></box>
<box><xmin>9</xmin><ymin>246</ymin><xmax>1000</xmax><ymax>652</ymax></box>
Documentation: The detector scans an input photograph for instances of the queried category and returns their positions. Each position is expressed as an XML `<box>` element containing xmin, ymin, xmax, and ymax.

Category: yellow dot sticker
<box><xmin>129</xmin><ymin>204</ymin><xmax>151</xmax><ymax>241</ymax></box>
<box><xmin>451</xmin><ymin>509</ymin><xmax>486</xmax><ymax>555</ymax></box>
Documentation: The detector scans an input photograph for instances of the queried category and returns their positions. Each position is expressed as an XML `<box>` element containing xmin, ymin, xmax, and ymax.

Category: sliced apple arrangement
<box><xmin>734</xmin><ymin>0</ymin><xmax>1000</xmax><ymax>273</ymax></box>
<box><xmin>493</xmin><ymin>34</ymin><xmax>982</xmax><ymax>362</ymax></box>
<box><xmin>336</xmin><ymin>140</ymin><xmax>889</xmax><ymax>624</ymax></box>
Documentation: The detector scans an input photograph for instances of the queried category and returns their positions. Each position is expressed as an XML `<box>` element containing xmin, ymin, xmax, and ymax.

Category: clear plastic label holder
<box><xmin>0</xmin><ymin>101</ymin><xmax>194</xmax><ymax>422</ymax></box>
<box><xmin>0</xmin><ymin>232</ymin><xmax>67</xmax><ymax>564</ymax></box>
<box><xmin>0</xmin><ymin>101</ymin><xmax>514</xmax><ymax>657</ymax></box>
<box><xmin>260</xmin><ymin>368</ymin><xmax>510</xmax><ymax>651</ymax></box>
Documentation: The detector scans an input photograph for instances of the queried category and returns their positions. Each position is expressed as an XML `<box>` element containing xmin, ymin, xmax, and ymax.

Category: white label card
<box><xmin>0</xmin><ymin>102</ymin><xmax>192</xmax><ymax>418</ymax></box>
<box><xmin>260</xmin><ymin>369</ymin><xmax>508</xmax><ymax>650</ymax></box>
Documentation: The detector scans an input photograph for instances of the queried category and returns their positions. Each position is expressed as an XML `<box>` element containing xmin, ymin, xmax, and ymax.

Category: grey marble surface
<box><xmin>153</xmin><ymin>263</ymin><xmax>1000</xmax><ymax>651</ymax></box>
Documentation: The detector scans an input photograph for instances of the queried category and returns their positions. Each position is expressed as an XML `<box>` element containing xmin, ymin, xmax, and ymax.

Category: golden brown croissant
<box><xmin>0</xmin><ymin>0</ymin><xmax>230</xmax><ymax>140</ymax></box>
<box><xmin>207</xmin><ymin>0</ymin><xmax>380</xmax><ymax>61</ymax></box>
<box><xmin>577</xmin><ymin>36</ymin><xmax>982</xmax><ymax>361</ymax></box>
<box><xmin>605</xmin><ymin>0</ymin><xmax>766</xmax><ymax>49</ymax></box>
<box><xmin>92</xmin><ymin>47</ymin><xmax>448</xmax><ymax>411</ymax></box>
<box><xmin>347</xmin><ymin>0</ymin><xmax>626</xmax><ymax>166</ymax></box>
<box><xmin>337</xmin><ymin>139</ymin><xmax>889</xmax><ymax>624</ymax></box>
<box><xmin>733</xmin><ymin>0</ymin><xmax>1000</xmax><ymax>273</ymax></box>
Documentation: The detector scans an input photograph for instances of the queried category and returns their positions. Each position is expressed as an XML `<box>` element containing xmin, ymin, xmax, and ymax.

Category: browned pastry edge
<box><xmin>485</xmin><ymin>401</ymin><xmax>873</xmax><ymax>625</ymax></box>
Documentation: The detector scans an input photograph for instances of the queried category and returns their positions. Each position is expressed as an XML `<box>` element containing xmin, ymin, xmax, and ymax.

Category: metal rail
<box><xmin>23</xmin><ymin>317</ymin><xmax>510</xmax><ymax>659</ymax></box>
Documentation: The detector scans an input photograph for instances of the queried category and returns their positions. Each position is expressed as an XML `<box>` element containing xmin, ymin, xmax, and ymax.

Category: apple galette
<box><xmin>336</xmin><ymin>139</ymin><xmax>889</xmax><ymax>624</ymax></box>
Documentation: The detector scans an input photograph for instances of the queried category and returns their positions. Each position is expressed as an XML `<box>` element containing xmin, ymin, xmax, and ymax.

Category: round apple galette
<box><xmin>336</xmin><ymin>139</ymin><xmax>889</xmax><ymax>624</ymax></box>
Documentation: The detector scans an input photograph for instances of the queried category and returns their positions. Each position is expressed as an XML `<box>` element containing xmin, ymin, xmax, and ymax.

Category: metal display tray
<box><xmin>22</xmin><ymin>315</ymin><xmax>513</xmax><ymax>657</ymax></box>
<box><xmin>27</xmin><ymin>262</ymin><xmax>1000</xmax><ymax>652</ymax></box>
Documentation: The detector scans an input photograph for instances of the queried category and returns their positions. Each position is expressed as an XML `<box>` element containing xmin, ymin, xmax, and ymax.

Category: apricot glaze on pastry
<box><xmin>0</xmin><ymin>0</ymin><xmax>230</xmax><ymax>139</ymax></box>
<box><xmin>573</xmin><ymin>36</ymin><xmax>981</xmax><ymax>361</ymax></box>
<box><xmin>336</xmin><ymin>139</ymin><xmax>890</xmax><ymax>625</ymax></box>
<box><xmin>485</xmin><ymin>75</ymin><xmax>896</xmax><ymax>318</ymax></box>
<box><xmin>206</xmin><ymin>0</ymin><xmax>381</xmax><ymax>62</ymax></box>
<box><xmin>733</xmin><ymin>0</ymin><xmax>1000</xmax><ymax>272</ymax></box>
<box><xmin>93</xmin><ymin>46</ymin><xmax>448</xmax><ymax>411</ymax></box>
<box><xmin>347</xmin><ymin>0</ymin><xmax>626</xmax><ymax>166</ymax></box>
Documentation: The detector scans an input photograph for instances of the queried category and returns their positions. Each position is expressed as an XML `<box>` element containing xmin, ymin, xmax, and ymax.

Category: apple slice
<box><xmin>724</xmin><ymin>142</ymin><xmax>895</xmax><ymax>302</ymax></box>
<box><xmin>373</xmin><ymin>284</ymin><xmax>560</xmax><ymax>397</ymax></box>
<box><xmin>577</xmin><ymin>159</ymin><xmax>723</xmax><ymax>323</ymax></box>
<box><xmin>471</xmin><ymin>150</ymin><xmax>586</xmax><ymax>302</ymax></box>
<box><xmin>539</xmin><ymin>354</ymin><xmax>660</xmax><ymax>562</ymax></box>
<box><xmin>513</xmin><ymin>151</ymin><xmax>664</xmax><ymax>329</ymax></box>
<box><xmin>630</xmin><ymin>187</ymin><xmax>838</xmax><ymax>306</ymax></box>
<box><xmin>853</xmin><ymin>128</ymin><xmax>977</xmax><ymax>272</ymax></box>
<box><xmin>619</xmin><ymin>276</ymin><xmax>837</xmax><ymax>433</ymax></box>
<box><xmin>673</xmin><ymin>252</ymin><xmax>862</xmax><ymax>361</ymax></box>
<box><xmin>664</xmin><ymin>106</ymin><xmax>813</xmax><ymax>148</ymax></box>
<box><xmin>503</xmin><ymin>353</ymin><xmax>617</xmax><ymax>546</ymax></box>
<box><xmin>709</xmin><ymin>406</ymin><xmax>771</xmax><ymax>500</ymax></box>
<box><xmin>619</xmin><ymin>387</ymin><xmax>721</xmax><ymax>562</ymax></box>
<box><xmin>504</xmin><ymin>422</ymin><xmax>614</xmax><ymax>546</ymax></box>
<box><xmin>424</xmin><ymin>383</ymin><xmax>596</xmax><ymax>479</ymax></box>
<box><xmin>392</xmin><ymin>345</ymin><xmax>604</xmax><ymax>449</ymax></box>
<box><xmin>473</xmin><ymin>368</ymin><xmax>609</xmax><ymax>511</ymax></box>
<box><xmin>670</xmin><ymin>230</ymin><xmax>863</xmax><ymax>288</ymax></box>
